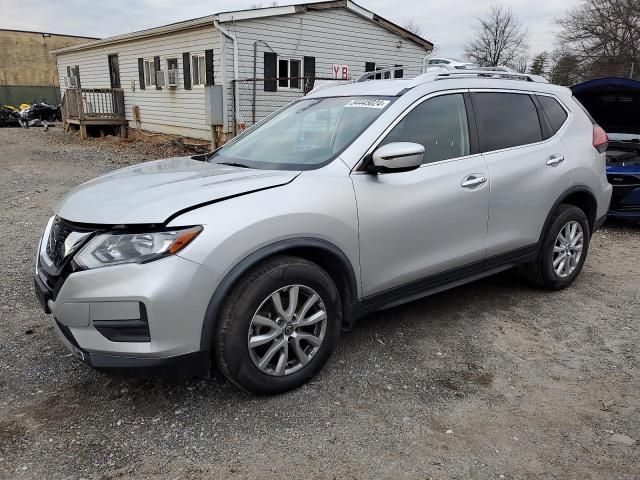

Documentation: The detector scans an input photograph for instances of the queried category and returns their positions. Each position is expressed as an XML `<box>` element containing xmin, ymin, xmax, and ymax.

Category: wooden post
<box><xmin>79</xmin><ymin>124</ymin><xmax>88</xmax><ymax>140</ymax></box>
<box><xmin>77</xmin><ymin>89</ymin><xmax>85</xmax><ymax>121</ymax></box>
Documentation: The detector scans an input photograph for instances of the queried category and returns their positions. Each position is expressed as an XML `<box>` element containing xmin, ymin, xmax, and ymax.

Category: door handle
<box><xmin>546</xmin><ymin>154</ymin><xmax>565</xmax><ymax>166</ymax></box>
<box><xmin>461</xmin><ymin>175</ymin><xmax>488</xmax><ymax>188</ymax></box>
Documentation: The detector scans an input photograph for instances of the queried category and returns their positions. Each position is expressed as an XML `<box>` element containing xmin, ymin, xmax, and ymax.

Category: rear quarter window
<box><xmin>538</xmin><ymin>95</ymin><xmax>568</xmax><ymax>133</ymax></box>
<box><xmin>473</xmin><ymin>92</ymin><xmax>543</xmax><ymax>152</ymax></box>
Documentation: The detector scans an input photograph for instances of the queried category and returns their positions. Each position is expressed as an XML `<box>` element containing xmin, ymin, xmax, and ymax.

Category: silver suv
<box><xmin>35</xmin><ymin>70</ymin><xmax>612</xmax><ymax>394</ymax></box>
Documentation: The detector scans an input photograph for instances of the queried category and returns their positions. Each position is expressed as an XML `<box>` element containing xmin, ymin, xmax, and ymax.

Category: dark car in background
<box><xmin>572</xmin><ymin>77</ymin><xmax>640</xmax><ymax>220</ymax></box>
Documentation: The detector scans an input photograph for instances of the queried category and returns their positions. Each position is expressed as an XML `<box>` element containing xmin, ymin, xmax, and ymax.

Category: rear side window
<box><xmin>473</xmin><ymin>92</ymin><xmax>543</xmax><ymax>152</ymax></box>
<box><xmin>380</xmin><ymin>93</ymin><xmax>470</xmax><ymax>164</ymax></box>
<box><xmin>538</xmin><ymin>95</ymin><xmax>568</xmax><ymax>133</ymax></box>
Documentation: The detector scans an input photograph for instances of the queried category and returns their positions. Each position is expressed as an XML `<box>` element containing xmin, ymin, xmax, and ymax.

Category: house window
<box><xmin>277</xmin><ymin>57</ymin><xmax>302</xmax><ymax>90</ymax></box>
<box><xmin>167</xmin><ymin>57</ymin><xmax>178</xmax><ymax>70</ymax></box>
<box><xmin>166</xmin><ymin>57</ymin><xmax>179</xmax><ymax>86</ymax></box>
<box><xmin>191</xmin><ymin>54</ymin><xmax>206</xmax><ymax>87</ymax></box>
<box><xmin>143</xmin><ymin>59</ymin><xmax>156</xmax><ymax>87</ymax></box>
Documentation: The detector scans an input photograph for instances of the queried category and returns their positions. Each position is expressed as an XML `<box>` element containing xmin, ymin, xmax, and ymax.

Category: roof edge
<box><xmin>51</xmin><ymin>15</ymin><xmax>217</xmax><ymax>55</ymax></box>
<box><xmin>0</xmin><ymin>28</ymin><xmax>99</xmax><ymax>40</ymax></box>
<box><xmin>53</xmin><ymin>0</ymin><xmax>433</xmax><ymax>56</ymax></box>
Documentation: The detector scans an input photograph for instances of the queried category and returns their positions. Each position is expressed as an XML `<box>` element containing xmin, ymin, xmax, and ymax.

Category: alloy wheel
<box><xmin>552</xmin><ymin>220</ymin><xmax>584</xmax><ymax>278</ymax></box>
<box><xmin>247</xmin><ymin>285</ymin><xmax>327</xmax><ymax>376</ymax></box>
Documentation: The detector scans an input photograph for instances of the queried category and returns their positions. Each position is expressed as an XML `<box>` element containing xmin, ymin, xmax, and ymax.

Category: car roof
<box><xmin>307</xmin><ymin>74</ymin><xmax>572</xmax><ymax>99</ymax></box>
<box><xmin>307</xmin><ymin>79</ymin><xmax>414</xmax><ymax>97</ymax></box>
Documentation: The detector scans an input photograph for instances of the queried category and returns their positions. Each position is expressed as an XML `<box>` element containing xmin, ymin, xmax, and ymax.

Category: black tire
<box><xmin>214</xmin><ymin>255</ymin><xmax>341</xmax><ymax>394</ymax></box>
<box><xmin>523</xmin><ymin>204</ymin><xmax>590</xmax><ymax>290</ymax></box>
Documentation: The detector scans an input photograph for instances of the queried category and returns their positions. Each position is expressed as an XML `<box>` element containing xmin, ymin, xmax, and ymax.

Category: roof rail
<box><xmin>355</xmin><ymin>64</ymin><xmax>549</xmax><ymax>86</ymax></box>
<box><xmin>407</xmin><ymin>69</ymin><xmax>549</xmax><ymax>88</ymax></box>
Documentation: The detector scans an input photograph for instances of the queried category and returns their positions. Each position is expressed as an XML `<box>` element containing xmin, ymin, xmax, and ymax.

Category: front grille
<box><xmin>46</xmin><ymin>216</ymin><xmax>76</xmax><ymax>267</ymax></box>
<box><xmin>607</xmin><ymin>174</ymin><xmax>640</xmax><ymax>187</ymax></box>
<box><xmin>41</xmin><ymin>216</ymin><xmax>96</xmax><ymax>300</ymax></box>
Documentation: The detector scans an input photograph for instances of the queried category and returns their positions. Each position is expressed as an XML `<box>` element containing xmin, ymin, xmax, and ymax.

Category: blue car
<box><xmin>571</xmin><ymin>77</ymin><xmax>640</xmax><ymax>219</ymax></box>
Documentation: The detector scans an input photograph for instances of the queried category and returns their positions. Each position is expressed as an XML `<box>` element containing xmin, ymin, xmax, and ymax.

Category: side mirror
<box><xmin>371</xmin><ymin>142</ymin><xmax>424</xmax><ymax>172</ymax></box>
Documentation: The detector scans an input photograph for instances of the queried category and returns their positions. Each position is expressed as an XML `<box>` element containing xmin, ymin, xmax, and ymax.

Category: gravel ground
<box><xmin>1</xmin><ymin>126</ymin><xmax>639</xmax><ymax>479</ymax></box>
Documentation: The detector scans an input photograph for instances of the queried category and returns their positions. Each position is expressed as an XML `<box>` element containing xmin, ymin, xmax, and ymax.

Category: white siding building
<box><xmin>53</xmin><ymin>0</ymin><xmax>432</xmax><ymax>145</ymax></box>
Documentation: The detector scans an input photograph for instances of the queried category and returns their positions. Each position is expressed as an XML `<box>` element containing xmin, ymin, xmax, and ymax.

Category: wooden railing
<box><xmin>62</xmin><ymin>88</ymin><xmax>125</xmax><ymax>122</ymax></box>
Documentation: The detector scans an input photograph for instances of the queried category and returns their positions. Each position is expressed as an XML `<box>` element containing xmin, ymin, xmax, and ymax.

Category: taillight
<box><xmin>593</xmin><ymin>125</ymin><xmax>608</xmax><ymax>153</ymax></box>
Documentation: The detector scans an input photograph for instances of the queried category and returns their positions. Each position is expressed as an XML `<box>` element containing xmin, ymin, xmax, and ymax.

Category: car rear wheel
<box><xmin>523</xmin><ymin>204</ymin><xmax>590</xmax><ymax>290</ymax></box>
<box><xmin>214</xmin><ymin>255</ymin><xmax>341</xmax><ymax>394</ymax></box>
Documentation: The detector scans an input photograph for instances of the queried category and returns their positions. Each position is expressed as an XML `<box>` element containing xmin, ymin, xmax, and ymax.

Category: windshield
<box><xmin>210</xmin><ymin>96</ymin><xmax>395</xmax><ymax>170</ymax></box>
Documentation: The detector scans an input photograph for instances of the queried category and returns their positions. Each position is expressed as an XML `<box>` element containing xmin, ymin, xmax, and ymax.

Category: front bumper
<box><xmin>36</xmin><ymin>246</ymin><xmax>222</xmax><ymax>369</ymax></box>
<box><xmin>607</xmin><ymin>173</ymin><xmax>640</xmax><ymax>218</ymax></box>
<box><xmin>52</xmin><ymin>318</ymin><xmax>209</xmax><ymax>371</ymax></box>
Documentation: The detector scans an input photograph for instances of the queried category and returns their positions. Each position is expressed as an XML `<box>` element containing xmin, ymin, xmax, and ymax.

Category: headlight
<box><xmin>75</xmin><ymin>226</ymin><xmax>202</xmax><ymax>269</ymax></box>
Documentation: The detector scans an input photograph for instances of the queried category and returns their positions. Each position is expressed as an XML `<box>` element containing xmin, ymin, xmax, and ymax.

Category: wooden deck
<box><xmin>62</xmin><ymin>88</ymin><xmax>127</xmax><ymax>139</ymax></box>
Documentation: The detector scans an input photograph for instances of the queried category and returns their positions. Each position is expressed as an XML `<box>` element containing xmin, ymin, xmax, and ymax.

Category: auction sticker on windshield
<box><xmin>344</xmin><ymin>99</ymin><xmax>390</xmax><ymax>109</ymax></box>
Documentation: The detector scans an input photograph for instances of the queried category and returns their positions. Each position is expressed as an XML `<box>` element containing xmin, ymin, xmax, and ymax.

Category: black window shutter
<box><xmin>205</xmin><ymin>49</ymin><xmax>214</xmax><ymax>86</ymax></box>
<box><xmin>182</xmin><ymin>52</ymin><xmax>191</xmax><ymax>90</ymax></box>
<box><xmin>66</xmin><ymin>66</ymin><xmax>71</xmax><ymax>78</ymax></box>
<box><xmin>154</xmin><ymin>56</ymin><xmax>161</xmax><ymax>90</ymax></box>
<box><xmin>74</xmin><ymin>65</ymin><xmax>81</xmax><ymax>87</ymax></box>
<box><xmin>394</xmin><ymin>64</ymin><xmax>404</xmax><ymax>78</ymax></box>
<box><xmin>303</xmin><ymin>56</ymin><xmax>316</xmax><ymax>92</ymax></box>
<box><xmin>138</xmin><ymin>58</ymin><xmax>145</xmax><ymax>90</ymax></box>
<box><xmin>264</xmin><ymin>52</ymin><xmax>277</xmax><ymax>92</ymax></box>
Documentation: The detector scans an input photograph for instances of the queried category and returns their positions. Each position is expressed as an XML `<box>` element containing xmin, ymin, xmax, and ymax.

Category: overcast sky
<box><xmin>1</xmin><ymin>0</ymin><xmax>580</xmax><ymax>58</ymax></box>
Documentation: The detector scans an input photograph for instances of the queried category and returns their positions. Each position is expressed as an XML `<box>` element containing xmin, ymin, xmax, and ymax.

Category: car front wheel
<box><xmin>214</xmin><ymin>255</ymin><xmax>341</xmax><ymax>394</ymax></box>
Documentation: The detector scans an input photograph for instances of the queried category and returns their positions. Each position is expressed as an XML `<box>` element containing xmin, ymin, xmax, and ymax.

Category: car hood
<box><xmin>571</xmin><ymin>77</ymin><xmax>640</xmax><ymax>136</ymax></box>
<box><xmin>56</xmin><ymin>157</ymin><xmax>299</xmax><ymax>225</ymax></box>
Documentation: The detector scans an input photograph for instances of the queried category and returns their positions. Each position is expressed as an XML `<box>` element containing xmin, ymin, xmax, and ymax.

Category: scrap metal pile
<box><xmin>0</xmin><ymin>103</ymin><xmax>61</xmax><ymax>127</ymax></box>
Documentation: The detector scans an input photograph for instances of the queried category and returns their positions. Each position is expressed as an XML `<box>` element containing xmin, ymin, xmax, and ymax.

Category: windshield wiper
<box><xmin>216</xmin><ymin>161</ymin><xmax>251</xmax><ymax>169</ymax></box>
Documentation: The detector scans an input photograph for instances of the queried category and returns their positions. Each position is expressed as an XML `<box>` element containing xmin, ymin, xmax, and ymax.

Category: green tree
<box><xmin>529</xmin><ymin>52</ymin><xmax>548</xmax><ymax>77</ymax></box>
<box><xmin>549</xmin><ymin>51</ymin><xmax>580</xmax><ymax>86</ymax></box>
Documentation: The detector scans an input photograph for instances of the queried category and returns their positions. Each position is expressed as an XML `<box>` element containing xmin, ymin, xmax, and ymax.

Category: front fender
<box><xmin>170</xmin><ymin>172</ymin><xmax>360</xmax><ymax>280</ymax></box>
<box><xmin>195</xmin><ymin>237</ymin><xmax>359</xmax><ymax>351</ymax></box>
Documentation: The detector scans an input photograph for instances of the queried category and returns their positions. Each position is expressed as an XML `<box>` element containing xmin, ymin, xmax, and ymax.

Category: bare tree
<box><xmin>512</xmin><ymin>54</ymin><xmax>529</xmax><ymax>73</ymax></box>
<box><xmin>556</xmin><ymin>0</ymin><xmax>640</xmax><ymax>79</ymax></box>
<box><xmin>403</xmin><ymin>20</ymin><xmax>424</xmax><ymax>37</ymax></box>
<box><xmin>465</xmin><ymin>4</ymin><xmax>529</xmax><ymax>67</ymax></box>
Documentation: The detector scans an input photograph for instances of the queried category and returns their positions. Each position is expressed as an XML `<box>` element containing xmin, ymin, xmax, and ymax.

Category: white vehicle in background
<box><xmin>426</xmin><ymin>57</ymin><xmax>478</xmax><ymax>69</ymax></box>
